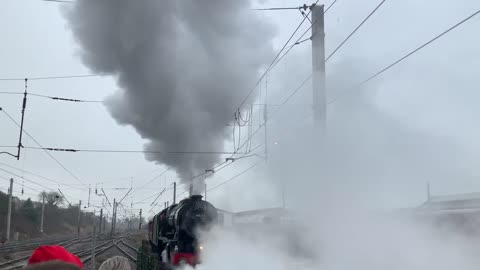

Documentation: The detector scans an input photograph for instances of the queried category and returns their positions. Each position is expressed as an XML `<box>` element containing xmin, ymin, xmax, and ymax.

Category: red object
<box><xmin>171</xmin><ymin>252</ymin><xmax>197</xmax><ymax>266</ymax></box>
<box><xmin>28</xmin><ymin>245</ymin><xmax>84</xmax><ymax>268</ymax></box>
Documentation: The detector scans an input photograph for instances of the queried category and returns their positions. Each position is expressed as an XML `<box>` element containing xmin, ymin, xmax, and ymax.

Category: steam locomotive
<box><xmin>148</xmin><ymin>195</ymin><xmax>218</xmax><ymax>266</ymax></box>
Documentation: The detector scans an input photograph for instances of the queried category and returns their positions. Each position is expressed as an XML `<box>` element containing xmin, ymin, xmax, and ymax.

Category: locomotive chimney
<box><xmin>190</xmin><ymin>195</ymin><xmax>203</xmax><ymax>201</ymax></box>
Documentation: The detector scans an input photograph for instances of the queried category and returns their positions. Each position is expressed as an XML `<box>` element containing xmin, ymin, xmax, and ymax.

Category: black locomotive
<box><xmin>148</xmin><ymin>195</ymin><xmax>217</xmax><ymax>266</ymax></box>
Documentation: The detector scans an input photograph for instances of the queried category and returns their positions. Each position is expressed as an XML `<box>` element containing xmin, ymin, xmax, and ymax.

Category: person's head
<box><xmin>24</xmin><ymin>261</ymin><xmax>83</xmax><ymax>270</ymax></box>
<box><xmin>98</xmin><ymin>256</ymin><xmax>131</xmax><ymax>270</ymax></box>
<box><xmin>27</xmin><ymin>245</ymin><xmax>84</xmax><ymax>268</ymax></box>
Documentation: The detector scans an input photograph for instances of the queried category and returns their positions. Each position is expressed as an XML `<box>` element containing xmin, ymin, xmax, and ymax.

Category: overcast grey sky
<box><xmin>1</xmin><ymin>0</ymin><xmax>480</xmax><ymax>219</ymax></box>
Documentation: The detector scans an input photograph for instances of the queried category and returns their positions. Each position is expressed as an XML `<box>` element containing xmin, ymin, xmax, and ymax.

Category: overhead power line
<box><xmin>0</xmin><ymin>74</ymin><xmax>101</xmax><ymax>81</ymax></box>
<box><xmin>20</xmin><ymin>146</ymin><xmax>238</xmax><ymax>155</ymax></box>
<box><xmin>130</xmin><ymin>167</ymin><xmax>171</xmax><ymax>196</ymax></box>
<box><xmin>326</xmin><ymin>0</ymin><xmax>388</xmax><ymax>62</ymax></box>
<box><xmin>236</xmin><ymin>0</ymin><xmax>336</xmax><ymax>116</ymax></box>
<box><xmin>270</xmin><ymin>0</ymin><xmax>338</xmax><ymax>71</ymax></box>
<box><xmin>0</xmin><ymin>162</ymin><xmax>87</xmax><ymax>191</ymax></box>
<box><xmin>207</xmin><ymin>162</ymin><xmax>261</xmax><ymax>192</ymax></box>
<box><xmin>0</xmin><ymin>92</ymin><xmax>101</xmax><ymax>103</ymax></box>
<box><xmin>28</xmin><ymin>93</ymin><xmax>102</xmax><ymax>103</ymax></box>
<box><xmin>251</xmin><ymin>7</ymin><xmax>303</xmax><ymax>11</ymax></box>
<box><xmin>43</xmin><ymin>0</ymin><xmax>74</xmax><ymax>3</ymax></box>
<box><xmin>134</xmin><ymin>186</ymin><xmax>175</xmax><ymax>204</ymax></box>
<box><xmin>142</xmin><ymin>150</ymin><xmax>263</xmax><ymax>203</ymax></box>
<box><xmin>235</xmin><ymin>0</ymin><xmax>319</xmax><ymax>111</ymax></box>
<box><xmin>230</xmin><ymin>71</ymin><xmax>313</xmax><ymax>154</ymax></box>
<box><xmin>329</xmin><ymin>7</ymin><xmax>480</xmax><ymax>104</ymax></box>
<box><xmin>0</xmin><ymin>91</ymin><xmax>23</xmax><ymax>95</ymax></box>
<box><xmin>149</xmin><ymin>188</ymin><xmax>166</xmax><ymax>207</ymax></box>
<box><xmin>1</xmin><ymin>108</ymin><xmax>88</xmax><ymax>188</ymax></box>
<box><xmin>324</xmin><ymin>0</ymin><xmax>338</xmax><ymax>14</ymax></box>
<box><xmin>279</xmin><ymin>74</ymin><xmax>313</xmax><ymax>106</ymax></box>
<box><xmin>0</xmin><ymin>167</ymin><xmax>55</xmax><ymax>192</ymax></box>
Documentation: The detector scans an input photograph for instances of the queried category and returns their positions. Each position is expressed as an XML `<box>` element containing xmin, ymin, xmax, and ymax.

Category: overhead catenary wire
<box><xmin>0</xmin><ymin>162</ymin><xmax>87</xmax><ymax>191</ymax></box>
<box><xmin>28</xmin><ymin>93</ymin><xmax>102</xmax><ymax>103</ymax></box>
<box><xmin>133</xmin><ymin>186</ymin><xmax>175</xmax><ymax>204</ymax></box>
<box><xmin>272</xmin><ymin>0</ymin><xmax>339</xmax><ymax>70</ymax></box>
<box><xmin>42</xmin><ymin>0</ymin><xmax>75</xmax><ymax>3</ymax></box>
<box><xmin>251</xmin><ymin>7</ymin><xmax>303</xmax><ymax>11</ymax></box>
<box><xmin>207</xmin><ymin>162</ymin><xmax>261</xmax><ymax>192</ymax></box>
<box><xmin>130</xmin><ymin>167</ymin><xmax>171</xmax><ymax>196</ymax></box>
<box><xmin>1</xmin><ymin>108</ymin><xmax>88</xmax><ymax>188</ymax></box>
<box><xmin>149</xmin><ymin>187</ymin><xmax>166</xmax><ymax>207</ymax></box>
<box><xmin>0</xmin><ymin>74</ymin><xmax>101</xmax><ymax>81</ymax></box>
<box><xmin>0</xmin><ymin>91</ymin><xmax>23</xmax><ymax>95</ymax></box>
<box><xmin>0</xmin><ymin>174</ymin><xmax>44</xmax><ymax>194</ymax></box>
<box><xmin>324</xmin><ymin>0</ymin><xmax>338</xmax><ymax>14</ymax></box>
<box><xmin>230</xmin><ymin>72</ymin><xmax>313</xmax><ymax>155</ymax></box>
<box><xmin>235</xmin><ymin>0</ymin><xmax>319</xmax><ymax>112</ymax></box>
<box><xmin>328</xmin><ymin>7</ymin><xmax>480</xmax><ymax>105</ymax></box>
<box><xmin>19</xmin><ymin>146</ymin><xmax>238</xmax><ymax>155</ymax></box>
<box><xmin>0</xmin><ymin>167</ymin><xmax>56</xmax><ymax>193</ymax></box>
<box><xmin>0</xmin><ymin>92</ymin><xmax>102</xmax><ymax>103</ymax></box>
<box><xmin>325</xmin><ymin>0</ymin><xmax>388</xmax><ymax>62</ymax></box>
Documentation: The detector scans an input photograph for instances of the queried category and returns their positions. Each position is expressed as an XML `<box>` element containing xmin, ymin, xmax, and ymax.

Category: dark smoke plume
<box><xmin>65</xmin><ymin>0</ymin><xmax>274</xmax><ymax>193</ymax></box>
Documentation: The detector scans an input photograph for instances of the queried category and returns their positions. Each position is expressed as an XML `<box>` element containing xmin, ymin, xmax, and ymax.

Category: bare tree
<box><xmin>38</xmin><ymin>191</ymin><xmax>64</xmax><ymax>206</ymax></box>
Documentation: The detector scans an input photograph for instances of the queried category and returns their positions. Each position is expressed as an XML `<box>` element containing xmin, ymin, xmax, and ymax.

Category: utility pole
<box><xmin>6</xmin><ymin>178</ymin><xmax>13</xmax><ymax>241</ymax></box>
<box><xmin>99</xmin><ymin>208</ymin><xmax>103</xmax><ymax>234</ymax></box>
<box><xmin>138</xmin><ymin>209</ymin><xmax>142</xmax><ymax>231</ymax></box>
<box><xmin>111</xmin><ymin>199</ymin><xmax>116</xmax><ymax>237</ymax></box>
<box><xmin>91</xmin><ymin>209</ymin><xmax>96</xmax><ymax>270</ymax></box>
<box><xmin>77</xmin><ymin>200</ymin><xmax>82</xmax><ymax>236</ymax></box>
<box><xmin>311</xmin><ymin>3</ymin><xmax>326</xmax><ymax>134</ymax></box>
<box><xmin>16</xmin><ymin>79</ymin><xmax>28</xmax><ymax>160</ymax></box>
<box><xmin>103</xmin><ymin>216</ymin><xmax>106</xmax><ymax>233</ymax></box>
<box><xmin>40</xmin><ymin>194</ymin><xmax>45</xmax><ymax>233</ymax></box>
<box><xmin>427</xmin><ymin>182</ymin><xmax>431</xmax><ymax>202</ymax></box>
<box><xmin>264</xmin><ymin>77</ymin><xmax>268</xmax><ymax>163</ymax></box>
<box><xmin>88</xmin><ymin>185</ymin><xmax>91</xmax><ymax>208</ymax></box>
<box><xmin>204</xmin><ymin>183</ymin><xmax>207</xmax><ymax>201</ymax></box>
<box><xmin>173</xmin><ymin>182</ymin><xmax>176</xmax><ymax>204</ymax></box>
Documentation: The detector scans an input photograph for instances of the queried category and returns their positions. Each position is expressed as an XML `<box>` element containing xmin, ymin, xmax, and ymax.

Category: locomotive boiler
<box><xmin>148</xmin><ymin>195</ymin><xmax>217</xmax><ymax>266</ymax></box>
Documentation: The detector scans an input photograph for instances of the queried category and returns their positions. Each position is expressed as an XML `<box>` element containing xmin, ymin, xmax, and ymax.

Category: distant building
<box><xmin>216</xmin><ymin>207</ymin><xmax>294</xmax><ymax>226</ymax></box>
<box><xmin>413</xmin><ymin>192</ymin><xmax>480</xmax><ymax>234</ymax></box>
<box><xmin>233</xmin><ymin>207</ymin><xmax>293</xmax><ymax>225</ymax></box>
<box><xmin>216</xmin><ymin>208</ymin><xmax>234</xmax><ymax>227</ymax></box>
<box><xmin>418</xmin><ymin>192</ymin><xmax>480</xmax><ymax>213</ymax></box>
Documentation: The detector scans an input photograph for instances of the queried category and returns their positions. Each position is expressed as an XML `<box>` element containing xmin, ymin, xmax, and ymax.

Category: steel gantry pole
<box><xmin>6</xmin><ymin>178</ymin><xmax>13</xmax><ymax>241</ymax></box>
<box><xmin>40</xmin><ymin>194</ymin><xmax>45</xmax><ymax>233</ymax></box>
<box><xmin>311</xmin><ymin>3</ymin><xmax>326</xmax><ymax>135</ymax></box>
<box><xmin>77</xmin><ymin>200</ymin><xmax>82</xmax><ymax>236</ymax></box>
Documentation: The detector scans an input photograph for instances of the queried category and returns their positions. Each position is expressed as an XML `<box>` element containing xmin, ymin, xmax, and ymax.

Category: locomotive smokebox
<box><xmin>168</xmin><ymin>195</ymin><xmax>217</xmax><ymax>237</ymax></box>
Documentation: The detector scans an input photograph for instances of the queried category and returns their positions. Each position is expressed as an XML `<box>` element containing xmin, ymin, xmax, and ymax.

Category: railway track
<box><xmin>0</xmin><ymin>235</ymin><xmax>71</xmax><ymax>249</ymax></box>
<box><xmin>0</xmin><ymin>234</ymin><xmax>139</xmax><ymax>270</ymax></box>
<box><xmin>115</xmin><ymin>240</ymin><xmax>138</xmax><ymax>263</ymax></box>
<box><xmin>0</xmin><ymin>237</ymin><xmax>90</xmax><ymax>270</ymax></box>
<box><xmin>0</xmin><ymin>236</ymin><xmax>109</xmax><ymax>270</ymax></box>
<box><xmin>79</xmin><ymin>235</ymin><xmax>135</xmax><ymax>261</ymax></box>
<box><xmin>0</xmin><ymin>235</ymin><xmax>81</xmax><ymax>254</ymax></box>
